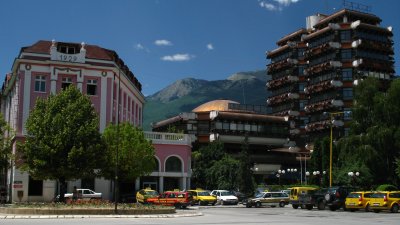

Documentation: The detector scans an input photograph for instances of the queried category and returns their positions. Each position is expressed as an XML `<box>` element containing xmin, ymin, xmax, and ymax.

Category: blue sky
<box><xmin>0</xmin><ymin>0</ymin><xmax>399</xmax><ymax>96</ymax></box>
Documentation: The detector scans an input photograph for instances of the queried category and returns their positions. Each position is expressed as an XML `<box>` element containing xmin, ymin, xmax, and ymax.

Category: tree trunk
<box><xmin>59</xmin><ymin>178</ymin><xmax>67</xmax><ymax>203</ymax></box>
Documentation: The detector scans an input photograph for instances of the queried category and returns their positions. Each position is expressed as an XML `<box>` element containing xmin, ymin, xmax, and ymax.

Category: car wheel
<box><xmin>292</xmin><ymin>204</ymin><xmax>299</xmax><ymax>209</ymax></box>
<box><xmin>365</xmin><ymin>204</ymin><xmax>370</xmax><ymax>212</ymax></box>
<box><xmin>391</xmin><ymin>204</ymin><xmax>399</xmax><ymax>213</ymax></box>
<box><xmin>174</xmin><ymin>203</ymin><xmax>182</xmax><ymax>209</ymax></box>
<box><xmin>317</xmin><ymin>201</ymin><xmax>325</xmax><ymax>210</ymax></box>
<box><xmin>306</xmin><ymin>205</ymin><xmax>313</xmax><ymax>210</ymax></box>
<box><xmin>279</xmin><ymin>201</ymin><xmax>285</xmax><ymax>207</ymax></box>
<box><xmin>374</xmin><ymin>209</ymin><xmax>380</xmax><ymax>213</ymax></box>
<box><xmin>329</xmin><ymin>206</ymin><xmax>337</xmax><ymax>211</ymax></box>
<box><xmin>255</xmin><ymin>202</ymin><xmax>261</xmax><ymax>208</ymax></box>
<box><xmin>246</xmin><ymin>202</ymin><xmax>252</xmax><ymax>208</ymax></box>
<box><xmin>212</xmin><ymin>202</ymin><xmax>216</xmax><ymax>206</ymax></box>
<box><xmin>199</xmin><ymin>201</ymin><xmax>206</xmax><ymax>206</ymax></box>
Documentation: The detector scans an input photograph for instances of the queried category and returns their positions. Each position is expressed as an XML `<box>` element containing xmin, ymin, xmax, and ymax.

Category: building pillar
<box><xmin>135</xmin><ymin>178</ymin><xmax>140</xmax><ymax>191</ymax></box>
<box><xmin>159</xmin><ymin>176</ymin><xmax>164</xmax><ymax>193</ymax></box>
<box><xmin>182</xmin><ymin>177</ymin><xmax>187</xmax><ymax>191</ymax></box>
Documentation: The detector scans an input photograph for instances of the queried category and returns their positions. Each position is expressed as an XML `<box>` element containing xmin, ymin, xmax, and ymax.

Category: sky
<box><xmin>0</xmin><ymin>0</ymin><xmax>399</xmax><ymax>96</ymax></box>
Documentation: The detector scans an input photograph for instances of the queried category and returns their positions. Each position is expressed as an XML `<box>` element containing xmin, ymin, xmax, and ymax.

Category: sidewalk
<box><xmin>0</xmin><ymin>210</ymin><xmax>203</xmax><ymax>219</ymax></box>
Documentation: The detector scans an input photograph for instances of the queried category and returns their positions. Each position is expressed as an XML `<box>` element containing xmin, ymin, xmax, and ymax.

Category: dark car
<box><xmin>324</xmin><ymin>186</ymin><xmax>354</xmax><ymax>211</ymax></box>
<box><xmin>231</xmin><ymin>190</ymin><xmax>247</xmax><ymax>203</ymax></box>
<box><xmin>299</xmin><ymin>186</ymin><xmax>354</xmax><ymax>211</ymax></box>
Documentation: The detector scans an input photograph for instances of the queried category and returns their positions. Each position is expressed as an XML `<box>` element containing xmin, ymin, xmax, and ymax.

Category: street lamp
<box><xmin>305</xmin><ymin>171</ymin><xmax>310</xmax><ymax>185</ymax></box>
<box><xmin>324</xmin><ymin>111</ymin><xmax>346</xmax><ymax>187</ymax></box>
<box><xmin>287</xmin><ymin>168</ymin><xmax>297</xmax><ymax>184</ymax></box>
<box><xmin>348</xmin><ymin>171</ymin><xmax>360</xmax><ymax>186</ymax></box>
<box><xmin>277</xmin><ymin>169</ymin><xmax>286</xmax><ymax>185</ymax></box>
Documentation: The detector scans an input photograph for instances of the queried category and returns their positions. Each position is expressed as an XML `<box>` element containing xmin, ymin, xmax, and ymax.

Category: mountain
<box><xmin>143</xmin><ymin>70</ymin><xmax>270</xmax><ymax>131</ymax></box>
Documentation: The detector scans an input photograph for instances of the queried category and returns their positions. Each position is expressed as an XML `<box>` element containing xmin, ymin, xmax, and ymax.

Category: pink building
<box><xmin>0</xmin><ymin>40</ymin><xmax>191</xmax><ymax>202</ymax></box>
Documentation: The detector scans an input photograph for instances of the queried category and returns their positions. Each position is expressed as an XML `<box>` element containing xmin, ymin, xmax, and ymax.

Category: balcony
<box><xmin>353</xmin><ymin>58</ymin><xmax>395</xmax><ymax>73</ymax></box>
<box><xmin>304</xmin><ymin>99</ymin><xmax>344</xmax><ymax>113</ymax></box>
<box><xmin>352</xmin><ymin>39</ymin><xmax>394</xmax><ymax>55</ymax></box>
<box><xmin>304</xmin><ymin>80</ymin><xmax>343</xmax><ymax>94</ymax></box>
<box><xmin>268</xmin><ymin>58</ymin><xmax>298</xmax><ymax>74</ymax></box>
<box><xmin>304</xmin><ymin>42</ymin><xmax>341</xmax><ymax>59</ymax></box>
<box><xmin>144</xmin><ymin>131</ymin><xmax>192</xmax><ymax>146</ymax></box>
<box><xmin>267</xmin><ymin>75</ymin><xmax>299</xmax><ymax>90</ymax></box>
<box><xmin>267</xmin><ymin>92</ymin><xmax>299</xmax><ymax>106</ymax></box>
<box><xmin>304</xmin><ymin>61</ymin><xmax>342</xmax><ymax>76</ymax></box>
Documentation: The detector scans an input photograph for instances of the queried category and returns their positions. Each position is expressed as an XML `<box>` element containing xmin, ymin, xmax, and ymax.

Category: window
<box><xmin>165</xmin><ymin>156</ymin><xmax>182</xmax><ymax>172</ymax></box>
<box><xmin>222</xmin><ymin>121</ymin><xmax>230</xmax><ymax>130</ymax></box>
<box><xmin>343</xmin><ymin>88</ymin><xmax>353</xmax><ymax>100</ymax></box>
<box><xmin>298</xmin><ymin>66</ymin><xmax>305</xmax><ymax>75</ymax></box>
<box><xmin>34</xmin><ymin>75</ymin><xmax>46</xmax><ymax>92</ymax></box>
<box><xmin>28</xmin><ymin>176</ymin><xmax>43</xmax><ymax>196</ymax></box>
<box><xmin>153</xmin><ymin>158</ymin><xmax>159</xmax><ymax>172</ymax></box>
<box><xmin>341</xmin><ymin>49</ymin><xmax>352</xmax><ymax>60</ymax></box>
<box><xmin>340</xmin><ymin>30</ymin><xmax>352</xmax><ymax>42</ymax></box>
<box><xmin>298</xmin><ymin>83</ymin><xmax>305</xmax><ymax>93</ymax></box>
<box><xmin>62</xmin><ymin>77</ymin><xmax>72</xmax><ymax>90</ymax></box>
<box><xmin>87</xmin><ymin>79</ymin><xmax>97</xmax><ymax>95</ymax></box>
<box><xmin>342</xmin><ymin>68</ymin><xmax>353</xmax><ymax>81</ymax></box>
<box><xmin>58</xmin><ymin>45</ymin><xmax>76</xmax><ymax>54</ymax></box>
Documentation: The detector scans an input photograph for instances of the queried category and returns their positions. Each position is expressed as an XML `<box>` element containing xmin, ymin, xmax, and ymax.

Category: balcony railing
<box><xmin>144</xmin><ymin>131</ymin><xmax>192</xmax><ymax>145</ymax></box>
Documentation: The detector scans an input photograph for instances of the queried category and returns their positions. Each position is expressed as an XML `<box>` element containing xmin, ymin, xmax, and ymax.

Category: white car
<box><xmin>210</xmin><ymin>190</ymin><xmax>238</xmax><ymax>205</ymax></box>
<box><xmin>64</xmin><ymin>188</ymin><xmax>102</xmax><ymax>200</ymax></box>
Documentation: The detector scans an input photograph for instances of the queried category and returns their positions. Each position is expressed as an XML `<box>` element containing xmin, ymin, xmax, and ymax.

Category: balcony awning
<box><xmin>210</xmin><ymin>111</ymin><xmax>288</xmax><ymax>123</ymax></box>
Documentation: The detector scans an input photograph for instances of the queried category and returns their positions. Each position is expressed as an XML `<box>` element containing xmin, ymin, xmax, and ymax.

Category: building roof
<box><xmin>19</xmin><ymin>40</ymin><xmax>142</xmax><ymax>91</ymax></box>
<box><xmin>192</xmin><ymin>99</ymin><xmax>240</xmax><ymax>113</ymax></box>
<box><xmin>313</xmin><ymin>9</ymin><xmax>381</xmax><ymax>29</ymax></box>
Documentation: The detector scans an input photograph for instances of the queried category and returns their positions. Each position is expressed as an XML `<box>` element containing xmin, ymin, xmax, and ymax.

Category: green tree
<box><xmin>237</xmin><ymin>136</ymin><xmax>255</xmax><ymax>196</ymax></box>
<box><xmin>0</xmin><ymin>113</ymin><xmax>13</xmax><ymax>186</ymax></box>
<box><xmin>101</xmin><ymin>123</ymin><xmax>155</xmax><ymax>182</ymax></box>
<box><xmin>191</xmin><ymin>141</ymin><xmax>225</xmax><ymax>189</ymax></box>
<box><xmin>207</xmin><ymin>155</ymin><xmax>240</xmax><ymax>190</ymax></box>
<box><xmin>20</xmin><ymin>86</ymin><xmax>104</xmax><ymax>202</ymax></box>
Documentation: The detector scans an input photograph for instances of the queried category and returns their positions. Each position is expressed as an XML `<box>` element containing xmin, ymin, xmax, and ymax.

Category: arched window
<box><xmin>165</xmin><ymin>156</ymin><xmax>182</xmax><ymax>172</ymax></box>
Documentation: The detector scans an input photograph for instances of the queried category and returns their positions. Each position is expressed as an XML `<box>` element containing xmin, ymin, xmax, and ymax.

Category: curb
<box><xmin>0</xmin><ymin>211</ymin><xmax>203</xmax><ymax>219</ymax></box>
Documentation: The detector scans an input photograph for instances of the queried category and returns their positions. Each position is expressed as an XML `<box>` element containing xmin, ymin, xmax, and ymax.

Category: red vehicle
<box><xmin>146</xmin><ymin>191</ymin><xmax>193</xmax><ymax>209</ymax></box>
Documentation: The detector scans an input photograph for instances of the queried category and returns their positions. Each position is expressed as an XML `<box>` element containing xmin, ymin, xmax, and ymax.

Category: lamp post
<box><xmin>305</xmin><ymin>171</ymin><xmax>310</xmax><ymax>185</ymax></box>
<box><xmin>277</xmin><ymin>169</ymin><xmax>285</xmax><ymax>186</ymax></box>
<box><xmin>348</xmin><ymin>171</ymin><xmax>360</xmax><ymax>187</ymax></box>
<box><xmin>324</xmin><ymin>111</ymin><xmax>346</xmax><ymax>187</ymax></box>
<box><xmin>287</xmin><ymin>168</ymin><xmax>297</xmax><ymax>184</ymax></box>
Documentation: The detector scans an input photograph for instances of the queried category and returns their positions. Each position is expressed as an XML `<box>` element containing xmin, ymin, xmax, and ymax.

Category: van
<box><xmin>290</xmin><ymin>186</ymin><xmax>317</xmax><ymax>209</ymax></box>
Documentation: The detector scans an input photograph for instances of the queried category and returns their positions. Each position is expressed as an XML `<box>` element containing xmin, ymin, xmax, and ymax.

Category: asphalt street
<box><xmin>1</xmin><ymin>204</ymin><xmax>399</xmax><ymax>225</ymax></box>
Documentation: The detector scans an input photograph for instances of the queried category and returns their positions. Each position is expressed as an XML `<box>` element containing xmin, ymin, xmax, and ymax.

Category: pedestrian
<box><xmin>72</xmin><ymin>186</ymin><xmax>78</xmax><ymax>202</ymax></box>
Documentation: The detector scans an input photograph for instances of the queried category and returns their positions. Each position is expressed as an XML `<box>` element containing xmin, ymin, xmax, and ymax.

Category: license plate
<box><xmin>373</xmin><ymin>203</ymin><xmax>379</xmax><ymax>206</ymax></box>
<box><xmin>348</xmin><ymin>203</ymin><xmax>355</xmax><ymax>206</ymax></box>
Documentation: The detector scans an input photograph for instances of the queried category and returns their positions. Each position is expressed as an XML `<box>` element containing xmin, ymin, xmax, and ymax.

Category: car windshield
<box><xmin>371</xmin><ymin>193</ymin><xmax>386</xmax><ymax>198</ymax></box>
<box><xmin>145</xmin><ymin>191</ymin><xmax>159</xmax><ymax>196</ymax></box>
<box><xmin>255</xmin><ymin>192</ymin><xmax>264</xmax><ymax>198</ymax></box>
<box><xmin>198</xmin><ymin>191</ymin><xmax>211</xmax><ymax>196</ymax></box>
<box><xmin>347</xmin><ymin>193</ymin><xmax>361</xmax><ymax>198</ymax></box>
<box><xmin>220</xmin><ymin>191</ymin><xmax>234</xmax><ymax>196</ymax></box>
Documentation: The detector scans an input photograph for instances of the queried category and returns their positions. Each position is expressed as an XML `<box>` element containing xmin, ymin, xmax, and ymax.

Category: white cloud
<box><xmin>161</xmin><ymin>54</ymin><xmax>194</xmax><ymax>62</ymax></box>
<box><xmin>259</xmin><ymin>0</ymin><xmax>299</xmax><ymax>11</ymax></box>
<box><xmin>273</xmin><ymin>0</ymin><xmax>299</xmax><ymax>6</ymax></box>
<box><xmin>154</xmin><ymin>39</ymin><xmax>173</xmax><ymax>46</ymax></box>
<box><xmin>260</xmin><ymin>1</ymin><xmax>278</xmax><ymax>11</ymax></box>
<box><xmin>207</xmin><ymin>43</ymin><xmax>214</xmax><ymax>50</ymax></box>
<box><xmin>135</xmin><ymin>43</ymin><xmax>144</xmax><ymax>50</ymax></box>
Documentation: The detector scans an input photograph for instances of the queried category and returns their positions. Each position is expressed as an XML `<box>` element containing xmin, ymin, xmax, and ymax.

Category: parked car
<box><xmin>136</xmin><ymin>188</ymin><xmax>159</xmax><ymax>204</ymax></box>
<box><xmin>345</xmin><ymin>191</ymin><xmax>374</xmax><ymax>212</ymax></box>
<box><xmin>245</xmin><ymin>191</ymin><xmax>289</xmax><ymax>208</ymax></box>
<box><xmin>210</xmin><ymin>190</ymin><xmax>238</xmax><ymax>205</ymax></box>
<box><xmin>146</xmin><ymin>191</ymin><xmax>193</xmax><ymax>209</ymax></box>
<box><xmin>324</xmin><ymin>186</ymin><xmax>354</xmax><ymax>211</ymax></box>
<box><xmin>188</xmin><ymin>189</ymin><xmax>217</xmax><ymax>206</ymax></box>
<box><xmin>64</xmin><ymin>188</ymin><xmax>102</xmax><ymax>200</ymax></box>
<box><xmin>231</xmin><ymin>190</ymin><xmax>247</xmax><ymax>203</ymax></box>
<box><xmin>289</xmin><ymin>186</ymin><xmax>317</xmax><ymax>209</ymax></box>
<box><xmin>370</xmin><ymin>191</ymin><xmax>400</xmax><ymax>213</ymax></box>
<box><xmin>299</xmin><ymin>187</ymin><xmax>354</xmax><ymax>211</ymax></box>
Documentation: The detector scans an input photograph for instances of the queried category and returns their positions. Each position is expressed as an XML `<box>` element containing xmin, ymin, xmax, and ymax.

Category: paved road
<box><xmin>2</xmin><ymin>205</ymin><xmax>399</xmax><ymax>225</ymax></box>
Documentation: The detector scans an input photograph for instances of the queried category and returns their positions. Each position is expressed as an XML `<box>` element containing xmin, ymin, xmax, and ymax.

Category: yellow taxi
<box><xmin>188</xmin><ymin>189</ymin><xmax>217</xmax><ymax>206</ymax></box>
<box><xmin>136</xmin><ymin>187</ymin><xmax>159</xmax><ymax>204</ymax></box>
<box><xmin>345</xmin><ymin>191</ymin><xmax>374</xmax><ymax>212</ymax></box>
<box><xmin>289</xmin><ymin>186</ymin><xmax>317</xmax><ymax>209</ymax></box>
<box><xmin>370</xmin><ymin>191</ymin><xmax>400</xmax><ymax>213</ymax></box>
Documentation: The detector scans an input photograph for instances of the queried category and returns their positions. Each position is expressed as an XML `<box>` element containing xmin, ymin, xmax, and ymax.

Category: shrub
<box><xmin>376</xmin><ymin>184</ymin><xmax>398</xmax><ymax>191</ymax></box>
